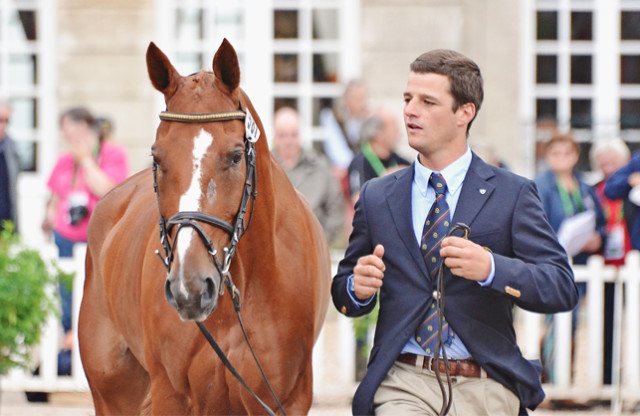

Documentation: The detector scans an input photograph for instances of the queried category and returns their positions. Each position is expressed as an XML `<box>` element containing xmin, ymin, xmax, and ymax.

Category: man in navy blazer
<box><xmin>331</xmin><ymin>50</ymin><xmax>578</xmax><ymax>415</ymax></box>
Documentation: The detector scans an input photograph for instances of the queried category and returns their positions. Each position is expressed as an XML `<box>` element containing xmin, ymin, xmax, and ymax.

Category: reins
<box><xmin>152</xmin><ymin>102</ymin><xmax>286</xmax><ymax>416</ymax></box>
<box><xmin>433</xmin><ymin>223</ymin><xmax>471</xmax><ymax>416</ymax></box>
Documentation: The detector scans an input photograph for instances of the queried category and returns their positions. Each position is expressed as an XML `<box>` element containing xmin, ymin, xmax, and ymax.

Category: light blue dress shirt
<box><xmin>348</xmin><ymin>146</ymin><xmax>495</xmax><ymax>359</ymax></box>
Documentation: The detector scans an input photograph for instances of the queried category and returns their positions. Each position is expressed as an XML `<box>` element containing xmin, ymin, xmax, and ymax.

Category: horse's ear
<box><xmin>212</xmin><ymin>38</ymin><xmax>240</xmax><ymax>91</ymax></box>
<box><xmin>146</xmin><ymin>42</ymin><xmax>180</xmax><ymax>97</ymax></box>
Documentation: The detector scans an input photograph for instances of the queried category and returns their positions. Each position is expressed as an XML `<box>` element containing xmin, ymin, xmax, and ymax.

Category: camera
<box><xmin>67</xmin><ymin>191</ymin><xmax>89</xmax><ymax>226</ymax></box>
<box><xmin>68</xmin><ymin>205</ymin><xmax>89</xmax><ymax>225</ymax></box>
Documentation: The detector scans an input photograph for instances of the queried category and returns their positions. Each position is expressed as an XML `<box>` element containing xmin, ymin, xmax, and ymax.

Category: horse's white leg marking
<box><xmin>176</xmin><ymin>128</ymin><xmax>214</xmax><ymax>298</ymax></box>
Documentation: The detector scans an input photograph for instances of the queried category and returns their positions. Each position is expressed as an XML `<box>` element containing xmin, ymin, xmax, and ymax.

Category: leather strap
<box><xmin>398</xmin><ymin>353</ymin><xmax>484</xmax><ymax>378</ymax></box>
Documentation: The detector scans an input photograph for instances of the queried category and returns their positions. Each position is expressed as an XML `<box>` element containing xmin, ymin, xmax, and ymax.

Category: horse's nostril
<box><xmin>165</xmin><ymin>279</ymin><xmax>178</xmax><ymax>308</ymax></box>
<box><xmin>201</xmin><ymin>277</ymin><xmax>216</xmax><ymax>306</ymax></box>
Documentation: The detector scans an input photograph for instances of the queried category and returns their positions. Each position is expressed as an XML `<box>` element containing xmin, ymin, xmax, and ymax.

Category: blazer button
<box><xmin>340</xmin><ymin>306</ymin><xmax>347</xmax><ymax>314</ymax></box>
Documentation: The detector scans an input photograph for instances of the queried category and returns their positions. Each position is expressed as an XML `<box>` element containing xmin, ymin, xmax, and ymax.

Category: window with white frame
<box><xmin>0</xmin><ymin>0</ymin><xmax>55</xmax><ymax>173</ymax></box>
<box><xmin>528</xmin><ymin>0</ymin><xmax>640</xmax><ymax>171</ymax></box>
<box><xmin>154</xmin><ymin>0</ymin><xmax>360</xmax><ymax>148</ymax></box>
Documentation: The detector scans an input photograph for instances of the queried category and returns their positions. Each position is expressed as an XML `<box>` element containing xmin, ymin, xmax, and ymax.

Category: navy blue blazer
<box><xmin>605</xmin><ymin>151</ymin><xmax>640</xmax><ymax>249</ymax></box>
<box><xmin>331</xmin><ymin>153</ymin><xmax>578</xmax><ymax>415</ymax></box>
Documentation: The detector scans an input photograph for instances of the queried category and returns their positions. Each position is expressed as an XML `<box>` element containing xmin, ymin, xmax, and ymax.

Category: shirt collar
<box><xmin>413</xmin><ymin>146</ymin><xmax>472</xmax><ymax>197</ymax></box>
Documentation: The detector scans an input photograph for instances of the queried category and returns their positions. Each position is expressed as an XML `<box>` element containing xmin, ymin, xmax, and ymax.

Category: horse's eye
<box><xmin>230</xmin><ymin>151</ymin><xmax>244</xmax><ymax>167</ymax></box>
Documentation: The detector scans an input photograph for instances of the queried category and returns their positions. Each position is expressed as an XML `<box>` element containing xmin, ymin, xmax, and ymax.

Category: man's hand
<box><xmin>352</xmin><ymin>244</ymin><xmax>385</xmax><ymax>300</ymax></box>
<box><xmin>440</xmin><ymin>236</ymin><xmax>491</xmax><ymax>281</ymax></box>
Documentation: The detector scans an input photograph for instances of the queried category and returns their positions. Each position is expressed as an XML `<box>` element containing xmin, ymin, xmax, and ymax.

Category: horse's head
<box><xmin>147</xmin><ymin>39</ymin><xmax>257</xmax><ymax>322</ymax></box>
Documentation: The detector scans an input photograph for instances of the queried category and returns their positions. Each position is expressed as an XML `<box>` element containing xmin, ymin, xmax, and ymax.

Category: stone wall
<box><xmin>57</xmin><ymin>0</ymin><xmax>156</xmax><ymax>174</ymax></box>
<box><xmin>361</xmin><ymin>0</ymin><xmax>525</xmax><ymax>174</ymax></box>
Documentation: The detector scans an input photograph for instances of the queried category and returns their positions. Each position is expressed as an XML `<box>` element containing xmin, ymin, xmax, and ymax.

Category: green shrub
<box><xmin>0</xmin><ymin>221</ymin><xmax>72</xmax><ymax>373</ymax></box>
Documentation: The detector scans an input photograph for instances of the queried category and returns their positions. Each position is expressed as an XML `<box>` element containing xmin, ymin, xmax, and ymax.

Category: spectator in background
<box><xmin>590</xmin><ymin>137</ymin><xmax>631</xmax><ymax>387</ymax></box>
<box><xmin>535</xmin><ymin>132</ymin><xmax>605</xmax><ymax>386</ymax></box>
<box><xmin>348</xmin><ymin>108</ymin><xmax>410</xmax><ymax>203</ymax></box>
<box><xmin>0</xmin><ymin>99</ymin><xmax>20</xmax><ymax>232</ymax></box>
<box><xmin>604</xmin><ymin>149</ymin><xmax>640</xmax><ymax>250</ymax></box>
<box><xmin>272</xmin><ymin>107</ymin><xmax>344</xmax><ymax>245</ymax></box>
<box><xmin>41</xmin><ymin>108</ymin><xmax>129</xmax><ymax>372</ymax></box>
<box><xmin>320</xmin><ymin>80</ymin><xmax>370</xmax><ymax>182</ymax></box>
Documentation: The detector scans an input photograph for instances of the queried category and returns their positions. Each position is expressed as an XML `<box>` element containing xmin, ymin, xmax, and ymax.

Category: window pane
<box><xmin>621</xmin><ymin>11</ymin><xmax>640</xmax><ymax>40</ymax></box>
<box><xmin>313</xmin><ymin>9</ymin><xmax>338</xmax><ymax>40</ymax></box>
<box><xmin>17</xmin><ymin>10</ymin><xmax>36</xmax><ymax>40</ymax></box>
<box><xmin>571</xmin><ymin>11</ymin><xmax>592</xmax><ymax>40</ymax></box>
<box><xmin>12</xmin><ymin>97</ymin><xmax>37</xmax><ymax>129</ymax></box>
<box><xmin>571</xmin><ymin>99</ymin><xmax>592</xmax><ymax>128</ymax></box>
<box><xmin>176</xmin><ymin>8</ymin><xmax>203</xmax><ymax>41</ymax></box>
<box><xmin>9</xmin><ymin>54</ymin><xmax>37</xmax><ymax>86</ymax></box>
<box><xmin>536</xmin><ymin>55</ymin><xmax>557</xmax><ymax>84</ymax></box>
<box><xmin>274</xmin><ymin>10</ymin><xmax>297</xmax><ymax>39</ymax></box>
<box><xmin>274</xmin><ymin>54</ymin><xmax>298</xmax><ymax>82</ymax></box>
<box><xmin>14</xmin><ymin>141</ymin><xmax>37</xmax><ymax>172</ymax></box>
<box><xmin>176</xmin><ymin>53</ymin><xmax>202</xmax><ymax>76</ymax></box>
<box><xmin>536</xmin><ymin>98</ymin><xmax>557</xmax><ymax>121</ymax></box>
<box><xmin>571</xmin><ymin>55</ymin><xmax>592</xmax><ymax>84</ymax></box>
<box><xmin>621</xmin><ymin>55</ymin><xmax>640</xmax><ymax>84</ymax></box>
<box><xmin>313</xmin><ymin>53</ymin><xmax>338</xmax><ymax>83</ymax></box>
<box><xmin>274</xmin><ymin>97</ymin><xmax>298</xmax><ymax>112</ymax></box>
<box><xmin>621</xmin><ymin>99</ymin><xmax>640</xmax><ymax>129</ymax></box>
<box><xmin>214</xmin><ymin>9</ymin><xmax>243</xmax><ymax>40</ymax></box>
<box><xmin>313</xmin><ymin>97</ymin><xmax>333</xmax><ymax>125</ymax></box>
<box><xmin>537</xmin><ymin>11</ymin><xmax>558</xmax><ymax>40</ymax></box>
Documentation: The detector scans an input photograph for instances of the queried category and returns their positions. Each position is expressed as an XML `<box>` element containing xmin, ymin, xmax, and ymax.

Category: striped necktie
<box><xmin>415</xmin><ymin>172</ymin><xmax>454</xmax><ymax>355</ymax></box>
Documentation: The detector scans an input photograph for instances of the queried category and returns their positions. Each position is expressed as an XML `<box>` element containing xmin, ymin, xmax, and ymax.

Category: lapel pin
<box><xmin>479</xmin><ymin>189</ymin><xmax>486</xmax><ymax>195</ymax></box>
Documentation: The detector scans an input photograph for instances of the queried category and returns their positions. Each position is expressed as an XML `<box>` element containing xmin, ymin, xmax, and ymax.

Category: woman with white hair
<box><xmin>591</xmin><ymin>137</ymin><xmax>632</xmax><ymax>265</ymax></box>
<box><xmin>591</xmin><ymin>137</ymin><xmax>631</xmax><ymax>387</ymax></box>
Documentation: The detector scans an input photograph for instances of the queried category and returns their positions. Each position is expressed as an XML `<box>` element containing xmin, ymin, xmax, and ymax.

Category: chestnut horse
<box><xmin>78</xmin><ymin>39</ymin><xmax>330</xmax><ymax>415</ymax></box>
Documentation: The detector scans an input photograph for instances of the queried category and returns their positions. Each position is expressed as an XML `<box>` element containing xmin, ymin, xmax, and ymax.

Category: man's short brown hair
<box><xmin>410</xmin><ymin>50</ymin><xmax>483</xmax><ymax>134</ymax></box>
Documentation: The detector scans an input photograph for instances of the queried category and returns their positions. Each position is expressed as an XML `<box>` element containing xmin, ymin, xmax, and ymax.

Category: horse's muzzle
<box><xmin>165</xmin><ymin>272</ymin><xmax>220</xmax><ymax>322</ymax></box>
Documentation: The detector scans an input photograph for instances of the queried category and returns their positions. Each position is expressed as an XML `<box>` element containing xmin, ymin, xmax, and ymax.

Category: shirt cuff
<box><xmin>477</xmin><ymin>253</ymin><xmax>495</xmax><ymax>287</ymax></box>
<box><xmin>347</xmin><ymin>274</ymin><xmax>375</xmax><ymax>309</ymax></box>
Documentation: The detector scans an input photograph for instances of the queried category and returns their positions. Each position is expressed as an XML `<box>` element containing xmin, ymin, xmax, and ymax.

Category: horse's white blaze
<box><xmin>176</xmin><ymin>129</ymin><xmax>214</xmax><ymax>296</ymax></box>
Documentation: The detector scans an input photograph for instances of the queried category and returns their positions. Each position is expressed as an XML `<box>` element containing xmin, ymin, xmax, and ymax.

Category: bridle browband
<box><xmin>152</xmin><ymin>102</ymin><xmax>286</xmax><ymax>416</ymax></box>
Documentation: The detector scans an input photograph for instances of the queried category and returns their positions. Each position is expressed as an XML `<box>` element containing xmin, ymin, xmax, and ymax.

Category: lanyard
<box><xmin>362</xmin><ymin>142</ymin><xmax>395</xmax><ymax>177</ymax></box>
<box><xmin>555</xmin><ymin>176</ymin><xmax>584</xmax><ymax>217</ymax></box>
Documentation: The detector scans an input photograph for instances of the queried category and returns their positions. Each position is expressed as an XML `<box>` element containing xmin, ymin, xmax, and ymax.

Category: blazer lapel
<box><xmin>386</xmin><ymin>165</ymin><xmax>429</xmax><ymax>277</ymax></box>
<box><xmin>451</xmin><ymin>153</ymin><xmax>496</xmax><ymax>228</ymax></box>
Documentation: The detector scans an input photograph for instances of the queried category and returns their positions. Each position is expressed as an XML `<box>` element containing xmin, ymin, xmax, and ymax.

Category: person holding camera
<box><xmin>42</xmin><ymin>107</ymin><xmax>128</xmax><ymax>369</ymax></box>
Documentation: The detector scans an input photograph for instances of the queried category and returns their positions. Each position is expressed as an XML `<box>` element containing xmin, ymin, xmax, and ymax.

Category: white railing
<box><xmin>0</xmin><ymin>243</ymin><xmax>88</xmax><ymax>393</ymax></box>
<box><xmin>3</xmin><ymin>246</ymin><xmax>640</xmax><ymax>412</ymax></box>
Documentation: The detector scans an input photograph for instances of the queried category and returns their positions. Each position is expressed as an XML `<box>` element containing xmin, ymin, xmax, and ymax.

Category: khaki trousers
<box><xmin>373</xmin><ymin>361</ymin><xmax>520</xmax><ymax>416</ymax></box>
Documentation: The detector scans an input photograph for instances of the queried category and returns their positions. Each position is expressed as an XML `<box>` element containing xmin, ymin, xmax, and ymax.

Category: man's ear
<box><xmin>457</xmin><ymin>102</ymin><xmax>476</xmax><ymax>128</ymax></box>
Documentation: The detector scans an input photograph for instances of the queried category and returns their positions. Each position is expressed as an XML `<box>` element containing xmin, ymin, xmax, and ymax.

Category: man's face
<box><xmin>0</xmin><ymin>105</ymin><xmax>11</xmax><ymax>140</ymax></box>
<box><xmin>403</xmin><ymin>72</ymin><xmax>463</xmax><ymax>156</ymax></box>
<box><xmin>273</xmin><ymin>111</ymin><xmax>301</xmax><ymax>161</ymax></box>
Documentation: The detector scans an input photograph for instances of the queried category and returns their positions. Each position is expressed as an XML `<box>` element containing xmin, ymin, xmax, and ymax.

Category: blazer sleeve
<box><xmin>490</xmin><ymin>180</ymin><xmax>579</xmax><ymax>313</ymax></box>
<box><xmin>331</xmin><ymin>181</ymin><xmax>378</xmax><ymax>317</ymax></box>
<box><xmin>604</xmin><ymin>152</ymin><xmax>640</xmax><ymax>200</ymax></box>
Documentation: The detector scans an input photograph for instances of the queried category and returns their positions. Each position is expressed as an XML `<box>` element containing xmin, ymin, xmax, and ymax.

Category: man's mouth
<box><xmin>406</xmin><ymin>122</ymin><xmax>421</xmax><ymax>131</ymax></box>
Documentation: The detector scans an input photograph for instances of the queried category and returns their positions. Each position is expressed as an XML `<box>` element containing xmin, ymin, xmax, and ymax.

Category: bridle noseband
<box><xmin>153</xmin><ymin>101</ymin><xmax>257</xmax><ymax>300</ymax></box>
<box><xmin>152</xmin><ymin>102</ymin><xmax>286</xmax><ymax>416</ymax></box>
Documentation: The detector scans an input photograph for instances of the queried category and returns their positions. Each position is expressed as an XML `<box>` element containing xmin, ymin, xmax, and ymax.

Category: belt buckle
<box><xmin>425</xmin><ymin>356</ymin><xmax>436</xmax><ymax>374</ymax></box>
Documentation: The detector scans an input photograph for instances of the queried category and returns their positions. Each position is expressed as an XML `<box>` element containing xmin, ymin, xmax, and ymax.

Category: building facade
<box><xmin>2</xmin><ymin>0</ymin><xmax>637</xmax><ymax>244</ymax></box>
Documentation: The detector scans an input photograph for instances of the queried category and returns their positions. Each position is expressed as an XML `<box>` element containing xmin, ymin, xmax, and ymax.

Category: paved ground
<box><xmin>0</xmin><ymin>390</ymin><xmax>635</xmax><ymax>415</ymax></box>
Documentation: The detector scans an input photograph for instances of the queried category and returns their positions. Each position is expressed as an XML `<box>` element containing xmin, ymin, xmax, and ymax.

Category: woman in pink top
<box><xmin>42</xmin><ymin>107</ymin><xmax>128</xmax><ymax>368</ymax></box>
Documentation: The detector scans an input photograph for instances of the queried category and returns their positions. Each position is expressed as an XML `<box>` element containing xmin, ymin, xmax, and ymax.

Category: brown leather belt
<box><xmin>397</xmin><ymin>353</ymin><xmax>484</xmax><ymax>378</ymax></box>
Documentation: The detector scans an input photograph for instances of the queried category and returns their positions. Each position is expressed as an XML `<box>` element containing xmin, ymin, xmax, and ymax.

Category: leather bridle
<box><xmin>152</xmin><ymin>102</ymin><xmax>286</xmax><ymax>416</ymax></box>
<box><xmin>153</xmin><ymin>102</ymin><xmax>256</xmax><ymax>294</ymax></box>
